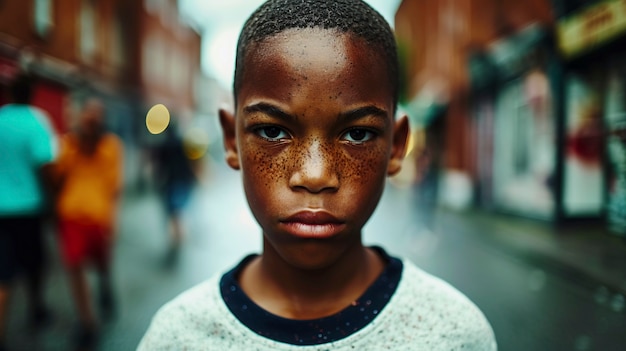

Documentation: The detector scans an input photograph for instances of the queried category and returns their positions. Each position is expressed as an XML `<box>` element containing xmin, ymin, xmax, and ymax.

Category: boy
<box><xmin>53</xmin><ymin>97</ymin><xmax>123</xmax><ymax>348</ymax></box>
<box><xmin>139</xmin><ymin>0</ymin><xmax>497</xmax><ymax>350</ymax></box>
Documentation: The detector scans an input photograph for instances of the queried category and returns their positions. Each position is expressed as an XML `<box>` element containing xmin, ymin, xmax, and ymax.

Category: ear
<box><xmin>218</xmin><ymin>108</ymin><xmax>240</xmax><ymax>170</ymax></box>
<box><xmin>387</xmin><ymin>115</ymin><xmax>409</xmax><ymax>176</ymax></box>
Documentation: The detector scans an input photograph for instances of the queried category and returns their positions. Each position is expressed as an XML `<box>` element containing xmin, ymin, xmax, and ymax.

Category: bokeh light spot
<box><xmin>183</xmin><ymin>126</ymin><xmax>210</xmax><ymax>160</ymax></box>
<box><xmin>146</xmin><ymin>104</ymin><xmax>170</xmax><ymax>134</ymax></box>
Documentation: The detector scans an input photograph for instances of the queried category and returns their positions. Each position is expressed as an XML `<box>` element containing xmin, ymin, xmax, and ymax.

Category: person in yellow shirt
<box><xmin>53</xmin><ymin>97</ymin><xmax>123</xmax><ymax>349</ymax></box>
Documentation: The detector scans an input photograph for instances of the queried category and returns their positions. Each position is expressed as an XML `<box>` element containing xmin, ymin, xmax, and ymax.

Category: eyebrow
<box><xmin>242</xmin><ymin>102</ymin><xmax>390</xmax><ymax>125</ymax></box>
<box><xmin>243</xmin><ymin>103</ymin><xmax>294</xmax><ymax>121</ymax></box>
<box><xmin>340</xmin><ymin>106</ymin><xmax>390</xmax><ymax>126</ymax></box>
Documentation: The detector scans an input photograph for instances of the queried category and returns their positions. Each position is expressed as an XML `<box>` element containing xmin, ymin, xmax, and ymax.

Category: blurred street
<box><xmin>2</xmin><ymin>0</ymin><xmax>626</xmax><ymax>350</ymax></box>
<box><xmin>2</xmin><ymin>159</ymin><xmax>625</xmax><ymax>351</ymax></box>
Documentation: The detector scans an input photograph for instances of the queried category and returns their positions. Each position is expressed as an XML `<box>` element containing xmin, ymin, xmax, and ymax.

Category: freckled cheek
<box><xmin>239</xmin><ymin>142</ymin><xmax>293</xmax><ymax>205</ymax></box>
<box><xmin>240</xmin><ymin>145</ymin><xmax>289</xmax><ymax>219</ymax></box>
<box><xmin>241</xmin><ymin>145</ymin><xmax>289</xmax><ymax>184</ymax></box>
<box><xmin>341</xmin><ymin>148</ymin><xmax>389</xmax><ymax>183</ymax></box>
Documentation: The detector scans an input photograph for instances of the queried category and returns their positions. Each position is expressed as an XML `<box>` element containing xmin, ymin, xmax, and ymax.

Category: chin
<box><xmin>271</xmin><ymin>238</ymin><xmax>354</xmax><ymax>271</ymax></box>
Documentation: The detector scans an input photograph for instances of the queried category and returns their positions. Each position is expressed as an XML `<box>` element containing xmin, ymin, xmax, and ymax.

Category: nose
<box><xmin>289</xmin><ymin>139</ymin><xmax>339</xmax><ymax>193</ymax></box>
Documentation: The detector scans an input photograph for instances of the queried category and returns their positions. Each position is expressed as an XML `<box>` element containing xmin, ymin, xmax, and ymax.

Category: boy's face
<box><xmin>79</xmin><ymin>99</ymin><xmax>104</xmax><ymax>139</ymax></box>
<box><xmin>220</xmin><ymin>28</ymin><xmax>408</xmax><ymax>269</ymax></box>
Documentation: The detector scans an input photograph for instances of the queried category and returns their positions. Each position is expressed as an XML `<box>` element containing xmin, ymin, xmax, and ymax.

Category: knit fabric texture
<box><xmin>138</xmin><ymin>256</ymin><xmax>497</xmax><ymax>350</ymax></box>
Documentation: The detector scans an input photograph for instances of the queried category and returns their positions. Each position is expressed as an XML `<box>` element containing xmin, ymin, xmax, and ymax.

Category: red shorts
<box><xmin>58</xmin><ymin>220</ymin><xmax>111</xmax><ymax>269</ymax></box>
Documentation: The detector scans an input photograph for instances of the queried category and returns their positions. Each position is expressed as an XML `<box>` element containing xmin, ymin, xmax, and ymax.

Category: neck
<box><xmin>78</xmin><ymin>132</ymin><xmax>103</xmax><ymax>155</ymax></box>
<box><xmin>240</xmin><ymin>240</ymin><xmax>385</xmax><ymax>320</ymax></box>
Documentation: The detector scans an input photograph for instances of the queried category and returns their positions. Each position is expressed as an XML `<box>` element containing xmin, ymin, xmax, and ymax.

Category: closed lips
<box><xmin>281</xmin><ymin>211</ymin><xmax>345</xmax><ymax>238</ymax></box>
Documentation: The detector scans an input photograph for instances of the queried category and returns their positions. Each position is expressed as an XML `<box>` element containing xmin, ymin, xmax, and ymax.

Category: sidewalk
<box><xmin>439</xmin><ymin>207</ymin><xmax>626</xmax><ymax>296</ymax></box>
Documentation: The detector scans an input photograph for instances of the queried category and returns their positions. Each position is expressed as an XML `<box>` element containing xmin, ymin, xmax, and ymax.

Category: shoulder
<box><xmin>0</xmin><ymin>104</ymin><xmax>16</xmax><ymax>117</ymax></box>
<box><xmin>147</xmin><ymin>276</ymin><xmax>219</xmax><ymax>326</ymax></box>
<box><xmin>388</xmin><ymin>259</ymin><xmax>497</xmax><ymax>350</ymax></box>
<box><xmin>28</xmin><ymin>105</ymin><xmax>50</xmax><ymax>121</ymax></box>
<box><xmin>0</xmin><ymin>104</ymin><xmax>49</xmax><ymax>126</ymax></box>
<box><xmin>25</xmin><ymin>106</ymin><xmax>54</xmax><ymax>132</ymax></box>
<box><xmin>138</xmin><ymin>274</ymin><xmax>241</xmax><ymax>350</ymax></box>
<box><xmin>98</xmin><ymin>133</ymin><xmax>123</xmax><ymax>158</ymax></box>
<box><xmin>398</xmin><ymin>260</ymin><xmax>485</xmax><ymax>316</ymax></box>
<box><xmin>19</xmin><ymin>106</ymin><xmax>58</xmax><ymax>156</ymax></box>
<box><xmin>398</xmin><ymin>259</ymin><xmax>477</xmax><ymax>306</ymax></box>
<box><xmin>102</xmin><ymin>133</ymin><xmax>123</xmax><ymax>148</ymax></box>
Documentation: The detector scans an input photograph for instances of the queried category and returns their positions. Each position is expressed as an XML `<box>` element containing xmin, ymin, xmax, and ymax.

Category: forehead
<box><xmin>238</xmin><ymin>28</ymin><xmax>392</xmax><ymax>112</ymax></box>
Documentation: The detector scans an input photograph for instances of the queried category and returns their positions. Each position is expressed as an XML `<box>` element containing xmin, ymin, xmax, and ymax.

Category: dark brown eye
<box><xmin>255</xmin><ymin>126</ymin><xmax>288</xmax><ymax>141</ymax></box>
<box><xmin>264</xmin><ymin>127</ymin><xmax>282</xmax><ymax>138</ymax></box>
<box><xmin>349</xmin><ymin>129</ymin><xmax>367</xmax><ymax>141</ymax></box>
<box><xmin>342</xmin><ymin>128</ymin><xmax>375</xmax><ymax>143</ymax></box>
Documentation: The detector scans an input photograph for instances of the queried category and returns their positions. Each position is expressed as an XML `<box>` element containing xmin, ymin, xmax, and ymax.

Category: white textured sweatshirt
<box><xmin>138</xmin><ymin>257</ymin><xmax>497</xmax><ymax>350</ymax></box>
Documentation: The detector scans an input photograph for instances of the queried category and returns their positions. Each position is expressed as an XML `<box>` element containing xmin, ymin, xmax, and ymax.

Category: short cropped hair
<box><xmin>234</xmin><ymin>0</ymin><xmax>399</xmax><ymax>110</ymax></box>
<box><xmin>10</xmin><ymin>74</ymin><xmax>34</xmax><ymax>104</ymax></box>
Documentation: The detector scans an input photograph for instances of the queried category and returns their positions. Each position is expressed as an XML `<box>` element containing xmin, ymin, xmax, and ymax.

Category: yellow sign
<box><xmin>557</xmin><ymin>0</ymin><xmax>626</xmax><ymax>59</ymax></box>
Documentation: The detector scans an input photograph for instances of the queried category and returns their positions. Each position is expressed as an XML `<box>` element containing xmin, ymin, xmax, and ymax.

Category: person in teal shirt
<box><xmin>0</xmin><ymin>74</ymin><xmax>57</xmax><ymax>351</ymax></box>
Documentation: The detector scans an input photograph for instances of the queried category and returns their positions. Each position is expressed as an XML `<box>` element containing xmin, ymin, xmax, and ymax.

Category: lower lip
<box><xmin>281</xmin><ymin>222</ymin><xmax>345</xmax><ymax>239</ymax></box>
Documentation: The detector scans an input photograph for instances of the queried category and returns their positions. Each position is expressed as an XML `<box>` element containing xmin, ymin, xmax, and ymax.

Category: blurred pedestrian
<box><xmin>0</xmin><ymin>74</ymin><xmax>57</xmax><ymax>351</ymax></box>
<box><xmin>153</xmin><ymin>122</ymin><xmax>198</xmax><ymax>265</ymax></box>
<box><xmin>52</xmin><ymin>97</ymin><xmax>123</xmax><ymax>349</ymax></box>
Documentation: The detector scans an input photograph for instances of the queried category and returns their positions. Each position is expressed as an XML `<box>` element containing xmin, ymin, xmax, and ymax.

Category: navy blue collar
<box><xmin>220</xmin><ymin>246</ymin><xmax>403</xmax><ymax>345</ymax></box>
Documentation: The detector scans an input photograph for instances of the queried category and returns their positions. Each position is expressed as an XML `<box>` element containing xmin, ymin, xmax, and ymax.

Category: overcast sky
<box><xmin>179</xmin><ymin>0</ymin><xmax>401</xmax><ymax>89</ymax></box>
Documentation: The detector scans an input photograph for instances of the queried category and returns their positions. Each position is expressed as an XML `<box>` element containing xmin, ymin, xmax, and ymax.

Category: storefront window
<box><xmin>563</xmin><ymin>71</ymin><xmax>605</xmax><ymax>216</ymax></box>
<box><xmin>492</xmin><ymin>70</ymin><xmax>556</xmax><ymax>219</ymax></box>
<box><xmin>34</xmin><ymin>0</ymin><xmax>53</xmax><ymax>38</ymax></box>
<box><xmin>79</xmin><ymin>0</ymin><xmax>97</xmax><ymax>64</ymax></box>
